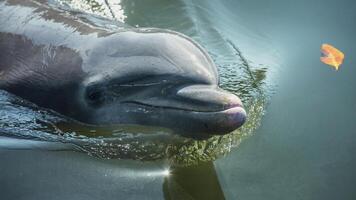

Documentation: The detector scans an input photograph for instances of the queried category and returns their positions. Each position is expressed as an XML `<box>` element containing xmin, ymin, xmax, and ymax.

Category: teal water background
<box><xmin>214</xmin><ymin>0</ymin><xmax>356</xmax><ymax>199</ymax></box>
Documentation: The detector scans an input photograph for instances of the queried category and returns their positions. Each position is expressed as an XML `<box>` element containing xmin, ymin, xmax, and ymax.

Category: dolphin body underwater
<box><xmin>0</xmin><ymin>0</ymin><xmax>246</xmax><ymax>137</ymax></box>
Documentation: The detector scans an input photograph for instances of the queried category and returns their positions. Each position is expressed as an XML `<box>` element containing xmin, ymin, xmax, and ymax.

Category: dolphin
<box><xmin>0</xmin><ymin>0</ymin><xmax>246</xmax><ymax>137</ymax></box>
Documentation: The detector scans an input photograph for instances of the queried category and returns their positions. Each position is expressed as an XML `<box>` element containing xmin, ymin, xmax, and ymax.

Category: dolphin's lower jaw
<box><xmin>131</xmin><ymin>102</ymin><xmax>245</xmax><ymax>135</ymax></box>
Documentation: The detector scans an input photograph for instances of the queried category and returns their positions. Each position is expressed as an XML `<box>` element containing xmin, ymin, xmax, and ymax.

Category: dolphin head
<box><xmin>77</xmin><ymin>29</ymin><xmax>246</xmax><ymax>137</ymax></box>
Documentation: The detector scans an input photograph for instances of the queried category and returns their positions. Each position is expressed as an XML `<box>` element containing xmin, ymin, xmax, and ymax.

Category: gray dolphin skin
<box><xmin>0</xmin><ymin>0</ymin><xmax>246</xmax><ymax>137</ymax></box>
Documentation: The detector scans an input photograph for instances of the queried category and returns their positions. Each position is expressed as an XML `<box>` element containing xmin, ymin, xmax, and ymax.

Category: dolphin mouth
<box><xmin>117</xmin><ymin>85</ymin><xmax>247</xmax><ymax>136</ymax></box>
<box><xmin>121</xmin><ymin>100</ymin><xmax>243</xmax><ymax>113</ymax></box>
<box><xmin>121</xmin><ymin>100</ymin><xmax>247</xmax><ymax>136</ymax></box>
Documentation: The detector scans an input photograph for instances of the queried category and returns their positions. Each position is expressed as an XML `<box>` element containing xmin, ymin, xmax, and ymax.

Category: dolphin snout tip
<box><xmin>226</xmin><ymin>106</ymin><xmax>247</xmax><ymax>128</ymax></box>
<box><xmin>225</xmin><ymin>94</ymin><xmax>247</xmax><ymax>130</ymax></box>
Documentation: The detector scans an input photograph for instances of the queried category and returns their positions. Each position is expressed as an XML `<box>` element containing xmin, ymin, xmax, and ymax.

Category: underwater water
<box><xmin>1</xmin><ymin>0</ymin><xmax>356</xmax><ymax>199</ymax></box>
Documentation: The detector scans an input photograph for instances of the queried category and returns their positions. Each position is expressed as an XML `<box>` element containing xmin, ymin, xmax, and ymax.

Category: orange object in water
<box><xmin>320</xmin><ymin>44</ymin><xmax>345</xmax><ymax>70</ymax></box>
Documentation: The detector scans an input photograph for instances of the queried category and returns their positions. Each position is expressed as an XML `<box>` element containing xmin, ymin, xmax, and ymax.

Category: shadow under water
<box><xmin>163</xmin><ymin>161</ymin><xmax>225</xmax><ymax>200</ymax></box>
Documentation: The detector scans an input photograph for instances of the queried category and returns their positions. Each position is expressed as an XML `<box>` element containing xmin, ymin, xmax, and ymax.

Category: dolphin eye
<box><xmin>86</xmin><ymin>89</ymin><xmax>105</xmax><ymax>106</ymax></box>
